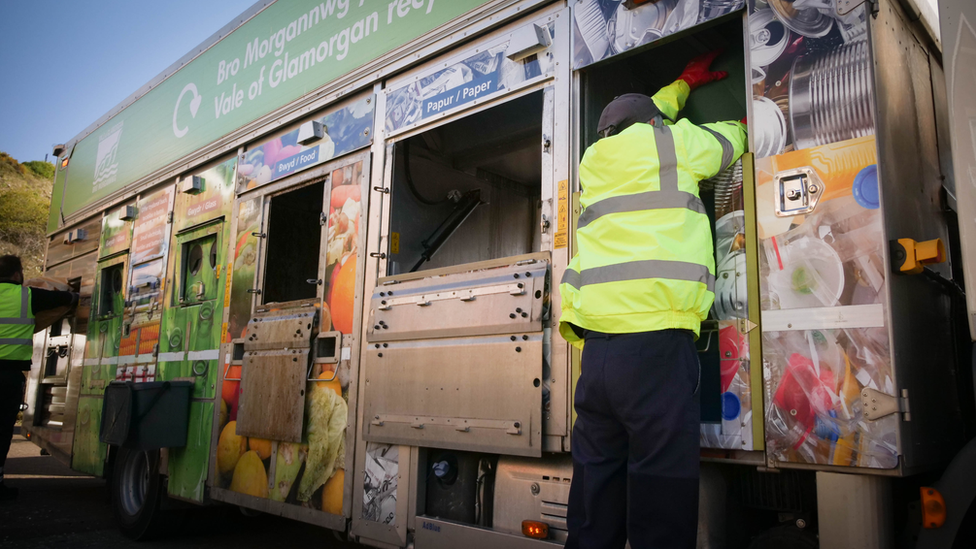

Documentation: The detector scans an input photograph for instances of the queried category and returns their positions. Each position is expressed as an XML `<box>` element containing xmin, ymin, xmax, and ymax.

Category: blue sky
<box><xmin>0</xmin><ymin>0</ymin><xmax>255</xmax><ymax>164</ymax></box>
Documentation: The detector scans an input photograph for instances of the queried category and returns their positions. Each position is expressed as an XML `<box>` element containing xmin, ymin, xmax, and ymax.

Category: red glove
<box><xmin>678</xmin><ymin>50</ymin><xmax>728</xmax><ymax>91</ymax></box>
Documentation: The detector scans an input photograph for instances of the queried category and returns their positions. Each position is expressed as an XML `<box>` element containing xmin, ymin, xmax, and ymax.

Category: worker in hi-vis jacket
<box><xmin>561</xmin><ymin>51</ymin><xmax>747</xmax><ymax>549</ymax></box>
<box><xmin>0</xmin><ymin>255</ymin><xmax>78</xmax><ymax>500</ymax></box>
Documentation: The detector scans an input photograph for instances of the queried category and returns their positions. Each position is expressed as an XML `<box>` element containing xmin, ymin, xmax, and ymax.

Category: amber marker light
<box><xmin>920</xmin><ymin>487</ymin><xmax>946</xmax><ymax>529</ymax></box>
<box><xmin>60</xmin><ymin>157</ymin><xmax>69</xmax><ymax>168</ymax></box>
<box><xmin>522</xmin><ymin>520</ymin><xmax>549</xmax><ymax>539</ymax></box>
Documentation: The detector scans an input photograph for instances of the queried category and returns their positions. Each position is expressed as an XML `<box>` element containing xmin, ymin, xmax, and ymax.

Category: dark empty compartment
<box><xmin>579</xmin><ymin>16</ymin><xmax>747</xmax><ymax>424</ymax></box>
<box><xmin>388</xmin><ymin>91</ymin><xmax>544</xmax><ymax>275</ymax></box>
<box><xmin>579</xmin><ymin>15</ymin><xmax>746</xmax><ymax>150</ymax></box>
<box><xmin>263</xmin><ymin>180</ymin><xmax>325</xmax><ymax>304</ymax></box>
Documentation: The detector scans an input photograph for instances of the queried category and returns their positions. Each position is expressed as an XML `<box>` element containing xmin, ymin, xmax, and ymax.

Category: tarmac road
<box><xmin>0</xmin><ymin>429</ymin><xmax>359</xmax><ymax>548</ymax></box>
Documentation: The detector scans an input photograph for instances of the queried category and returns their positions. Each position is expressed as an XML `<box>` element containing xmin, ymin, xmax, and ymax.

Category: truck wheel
<box><xmin>112</xmin><ymin>447</ymin><xmax>167</xmax><ymax>540</ymax></box>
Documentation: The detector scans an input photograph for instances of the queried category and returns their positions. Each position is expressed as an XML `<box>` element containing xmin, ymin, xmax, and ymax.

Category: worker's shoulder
<box><xmin>667</xmin><ymin>118</ymin><xmax>711</xmax><ymax>134</ymax></box>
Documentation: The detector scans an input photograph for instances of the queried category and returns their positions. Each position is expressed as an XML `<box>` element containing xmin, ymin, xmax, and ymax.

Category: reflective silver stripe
<box><xmin>577</xmin><ymin>190</ymin><xmax>706</xmax><ymax>229</ymax></box>
<box><xmin>21</xmin><ymin>287</ymin><xmax>29</xmax><ymax>319</ymax></box>
<box><xmin>157</xmin><ymin>351</ymin><xmax>186</xmax><ymax>362</ymax></box>
<box><xmin>0</xmin><ymin>318</ymin><xmax>33</xmax><ymax>325</ymax></box>
<box><xmin>188</xmin><ymin>349</ymin><xmax>220</xmax><ymax>361</ymax></box>
<box><xmin>701</xmin><ymin>126</ymin><xmax>734</xmax><ymax>171</ymax></box>
<box><xmin>654</xmin><ymin>126</ymin><xmax>679</xmax><ymax>192</ymax></box>
<box><xmin>561</xmin><ymin>268</ymin><xmax>581</xmax><ymax>289</ymax></box>
<box><xmin>561</xmin><ymin>260</ymin><xmax>714</xmax><ymax>292</ymax></box>
<box><xmin>0</xmin><ymin>338</ymin><xmax>32</xmax><ymax>345</ymax></box>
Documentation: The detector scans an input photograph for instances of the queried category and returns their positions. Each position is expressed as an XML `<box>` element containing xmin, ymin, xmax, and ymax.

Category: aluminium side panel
<box><xmin>940</xmin><ymin>0</ymin><xmax>976</xmax><ymax>341</ymax></box>
<box><xmin>870</xmin><ymin>0</ymin><xmax>967</xmax><ymax>471</ymax></box>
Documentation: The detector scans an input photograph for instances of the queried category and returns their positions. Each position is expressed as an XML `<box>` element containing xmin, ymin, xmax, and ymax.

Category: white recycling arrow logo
<box><xmin>173</xmin><ymin>83</ymin><xmax>202</xmax><ymax>139</ymax></box>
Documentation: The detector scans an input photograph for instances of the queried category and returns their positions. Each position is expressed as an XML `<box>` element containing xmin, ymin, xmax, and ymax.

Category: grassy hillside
<box><xmin>0</xmin><ymin>152</ymin><xmax>54</xmax><ymax>279</ymax></box>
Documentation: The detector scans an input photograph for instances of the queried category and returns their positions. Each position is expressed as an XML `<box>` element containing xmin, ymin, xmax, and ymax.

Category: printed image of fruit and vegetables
<box><xmin>216</xmin><ymin>371</ymin><xmax>347</xmax><ymax>514</ymax></box>
<box><xmin>227</xmin><ymin>199</ymin><xmax>261</xmax><ymax>344</ymax></box>
<box><xmin>324</xmin><ymin>161</ymin><xmax>361</xmax><ymax>335</ymax></box>
<box><xmin>215</xmin><ymin>162</ymin><xmax>362</xmax><ymax>514</ymax></box>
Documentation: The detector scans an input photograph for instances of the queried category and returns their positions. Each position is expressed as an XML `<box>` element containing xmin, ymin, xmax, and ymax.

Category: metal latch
<box><xmin>861</xmin><ymin>388</ymin><xmax>910</xmax><ymax>422</ymax></box>
<box><xmin>774</xmin><ymin>167</ymin><xmax>823</xmax><ymax>217</ymax></box>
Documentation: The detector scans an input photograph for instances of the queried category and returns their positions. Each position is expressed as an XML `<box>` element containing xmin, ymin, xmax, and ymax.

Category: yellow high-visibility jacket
<box><xmin>559</xmin><ymin>81</ymin><xmax>747</xmax><ymax>348</ymax></box>
<box><xmin>0</xmin><ymin>283</ymin><xmax>34</xmax><ymax>361</ymax></box>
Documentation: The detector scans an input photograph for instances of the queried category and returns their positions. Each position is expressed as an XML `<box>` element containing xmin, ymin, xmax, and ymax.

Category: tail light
<box><xmin>522</xmin><ymin>520</ymin><xmax>549</xmax><ymax>539</ymax></box>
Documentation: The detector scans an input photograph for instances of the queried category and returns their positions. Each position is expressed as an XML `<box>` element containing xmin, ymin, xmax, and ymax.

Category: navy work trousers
<box><xmin>565</xmin><ymin>329</ymin><xmax>700</xmax><ymax>549</ymax></box>
<box><xmin>0</xmin><ymin>369</ymin><xmax>26</xmax><ymax>472</ymax></box>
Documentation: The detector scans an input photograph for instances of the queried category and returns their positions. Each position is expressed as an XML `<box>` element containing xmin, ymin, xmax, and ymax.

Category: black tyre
<box><xmin>111</xmin><ymin>447</ymin><xmax>168</xmax><ymax>540</ymax></box>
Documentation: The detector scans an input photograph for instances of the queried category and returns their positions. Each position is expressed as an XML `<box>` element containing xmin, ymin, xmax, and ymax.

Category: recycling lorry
<box><xmin>23</xmin><ymin>0</ymin><xmax>976</xmax><ymax>546</ymax></box>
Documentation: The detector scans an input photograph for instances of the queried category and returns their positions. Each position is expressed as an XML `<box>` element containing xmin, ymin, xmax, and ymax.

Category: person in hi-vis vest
<box><xmin>561</xmin><ymin>51</ymin><xmax>747</xmax><ymax>549</ymax></box>
<box><xmin>0</xmin><ymin>255</ymin><xmax>78</xmax><ymax>500</ymax></box>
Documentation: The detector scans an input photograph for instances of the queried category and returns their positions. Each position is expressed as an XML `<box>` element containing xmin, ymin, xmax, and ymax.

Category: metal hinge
<box><xmin>861</xmin><ymin>388</ymin><xmax>910</xmax><ymax>422</ymax></box>
<box><xmin>737</xmin><ymin>318</ymin><xmax>758</xmax><ymax>334</ymax></box>
<box><xmin>167</xmin><ymin>211</ymin><xmax>174</xmax><ymax>223</ymax></box>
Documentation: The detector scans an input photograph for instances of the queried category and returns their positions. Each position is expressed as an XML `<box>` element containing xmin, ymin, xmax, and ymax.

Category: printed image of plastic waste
<box><xmin>384</xmin><ymin>22</ymin><xmax>555</xmax><ymax>134</ymax></box>
<box><xmin>700</xmin><ymin>160</ymin><xmax>755</xmax><ymax>450</ymax></box>
<box><xmin>749</xmin><ymin>0</ymin><xmax>874</xmax><ymax>158</ymax></box>
<box><xmin>362</xmin><ymin>443</ymin><xmax>399</xmax><ymax>524</ymax></box>
<box><xmin>572</xmin><ymin>0</ymin><xmax>745</xmax><ymax>69</ymax></box>
<box><xmin>756</xmin><ymin>136</ymin><xmax>883</xmax><ymax>306</ymax></box>
<box><xmin>238</xmin><ymin>95</ymin><xmax>373</xmax><ymax>191</ymax></box>
<box><xmin>756</xmin><ymin>135</ymin><xmax>896</xmax><ymax>468</ymax></box>
<box><xmin>763</xmin><ymin>327</ymin><xmax>897</xmax><ymax>468</ymax></box>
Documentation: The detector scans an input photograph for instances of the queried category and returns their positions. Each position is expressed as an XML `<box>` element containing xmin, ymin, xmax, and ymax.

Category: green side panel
<box><xmin>71</xmin><ymin>396</ymin><xmax>107</xmax><ymax>476</ymax></box>
<box><xmin>79</xmin><ymin>362</ymin><xmax>118</xmax><ymax>397</ymax></box>
<box><xmin>158</xmin><ymin>302</ymin><xmax>218</xmax><ymax>399</ymax></box>
<box><xmin>167</xmin><ymin>400</ymin><xmax>214</xmax><ymax>502</ymax></box>
<box><xmin>81</xmin><ymin>317</ymin><xmax>123</xmax><ymax>396</ymax></box>
<box><xmin>187</xmin><ymin>301</ymin><xmax>220</xmax><ymax>399</ymax></box>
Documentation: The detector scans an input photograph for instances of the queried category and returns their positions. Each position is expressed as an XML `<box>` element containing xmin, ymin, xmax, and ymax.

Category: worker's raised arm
<box><xmin>653</xmin><ymin>50</ymin><xmax>728</xmax><ymax>123</ymax></box>
<box><xmin>651</xmin><ymin>80</ymin><xmax>690</xmax><ymax>123</ymax></box>
<box><xmin>680</xmin><ymin>120</ymin><xmax>748</xmax><ymax>181</ymax></box>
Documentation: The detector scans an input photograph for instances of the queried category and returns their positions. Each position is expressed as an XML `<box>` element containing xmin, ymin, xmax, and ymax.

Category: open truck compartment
<box><xmin>387</xmin><ymin>91</ymin><xmax>545</xmax><ymax>275</ymax></box>
<box><xmin>579</xmin><ymin>13</ymin><xmax>757</xmax><ymax>448</ymax></box>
